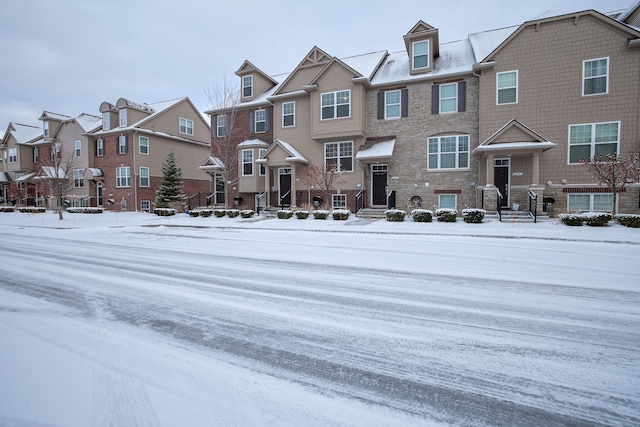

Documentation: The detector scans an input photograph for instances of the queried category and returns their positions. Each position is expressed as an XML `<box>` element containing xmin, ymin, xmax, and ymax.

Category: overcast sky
<box><xmin>0</xmin><ymin>0</ymin><xmax>633</xmax><ymax>132</ymax></box>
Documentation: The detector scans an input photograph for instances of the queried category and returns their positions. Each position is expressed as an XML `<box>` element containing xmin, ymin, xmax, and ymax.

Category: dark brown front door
<box><xmin>279</xmin><ymin>168</ymin><xmax>291</xmax><ymax>206</ymax></box>
<box><xmin>372</xmin><ymin>164</ymin><xmax>387</xmax><ymax>206</ymax></box>
<box><xmin>494</xmin><ymin>158</ymin><xmax>509</xmax><ymax>208</ymax></box>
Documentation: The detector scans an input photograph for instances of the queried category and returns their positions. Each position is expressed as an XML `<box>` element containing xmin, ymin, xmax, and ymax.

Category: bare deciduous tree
<box><xmin>40</xmin><ymin>142</ymin><xmax>78</xmax><ymax>219</ymax></box>
<box><xmin>579</xmin><ymin>152</ymin><xmax>640</xmax><ymax>215</ymax></box>
<box><xmin>205</xmin><ymin>77</ymin><xmax>245</xmax><ymax>209</ymax></box>
<box><xmin>303</xmin><ymin>163</ymin><xmax>346</xmax><ymax>210</ymax></box>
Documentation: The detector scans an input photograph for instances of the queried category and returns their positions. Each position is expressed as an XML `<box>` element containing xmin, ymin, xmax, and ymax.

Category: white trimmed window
<box><xmin>33</xmin><ymin>147</ymin><xmax>39</xmax><ymax>163</ymax></box>
<box><xmin>439</xmin><ymin>194</ymin><xmax>457</xmax><ymax>209</ymax></box>
<box><xmin>321</xmin><ymin>90</ymin><xmax>350</xmax><ymax>120</ymax></box>
<box><xmin>75</xmin><ymin>140</ymin><xmax>81</xmax><ymax>157</ymax></box>
<box><xmin>139</xmin><ymin>167</ymin><xmax>150</xmax><ymax>187</ymax></box>
<box><xmin>141</xmin><ymin>200</ymin><xmax>150</xmax><ymax>212</ymax></box>
<box><xmin>242</xmin><ymin>149</ymin><xmax>253</xmax><ymax>176</ymax></box>
<box><xmin>332</xmin><ymin>194</ymin><xmax>347</xmax><ymax>209</ymax></box>
<box><xmin>568</xmin><ymin>121</ymin><xmax>619</xmax><ymax>164</ymax></box>
<box><xmin>73</xmin><ymin>169</ymin><xmax>85</xmax><ymax>188</ymax></box>
<box><xmin>242</xmin><ymin>75</ymin><xmax>253</xmax><ymax>98</ymax></box>
<box><xmin>497</xmin><ymin>70</ymin><xmax>518</xmax><ymax>104</ymax></box>
<box><xmin>325</xmin><ymin>141</ymin><xmax>353</xmax><ymax>172</ymax></box>
<box><xmin>119</xmin><ymin>109</ymin><xmax>127</xmax><ymax>127</ymax></box>
<box><xmin>102</xmin><ymin>112</ymin><xmax>110</xmax><ymax>131</ymax></box>
<box><xmin>139</xmin><ymin>136</ymin><xmax>149</xmax><ymax>154</ymax></box>
<box><xmin>428</xmin><ymin>135</ymin><xmax>470</xmax><ymax>169</ymax></box>
<box><xmin>385</xmin><ymin>90</ymin><xmax>401</xmax><ymax>119</ymax></box>
<box><xmin>8</xmin><ymin>148</ymin><xmax>17</xmax><ymax>163</ymax></box>
<box><xmin>216</xmin><ymin>115</ymin><xmax>226</xmax><ymax>137</ymax></box>
<box><xmin>259</xmin><ymin>148</ymin><xmax>267</xmax><ymax>175</ymax></box>
<box><xmin>179</xmin><ymin>117</ymin><xmax>194</xmax><ymax>136</ymax></box>
<box><xmin>118</xmin><ymin>135</ymin><xmax>127</xmax><ymax>154</ymax></box>
<box><xmin>96</xmin><ymin>139</ymin><xmax>104</xmax><ymax>157</ymax></box>
<box><xmin>43</xmin><ymin>121</ymin><xmax>49</xmax><ymax>137</ymax></box>
<box><xmin>583</xmin><ymin>57</ymin><xmax>609</xmax><ymax>96</ymax></box>
<box><xmin>116</xmin><ymin>166</ymin><xmax>130</xmax><ymax>187</ymax></box>
<box><xmin>440</xmin><ymin>83</ymin><xmax>458</xmax><ymax>113</ymax></box>
<box><xmin>283</xmin><ymin>101</ymin><xmax>295</xmax><ymax>127</ymax></box>
<box><xmin>412</xmin><ymin>40</ymin><xmax>429</xmax><ymax>70</ymax></box>
<box><xmin>254</xmin><ymin>110</ymin><xmax>266</xmax><ymax>133</ymax></box>
<box><xmin>568</xmin><ymin>193</ymin><xmax>613</xmax><ymax>212</ymax></box>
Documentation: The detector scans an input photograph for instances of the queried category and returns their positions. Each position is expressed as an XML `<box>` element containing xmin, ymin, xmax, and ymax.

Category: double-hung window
<box><xmin>43</xmin><ymin>121</ymin><xmax>49</xmax><ymax>137</ymax></box>
<box><xmin>568</xmin><ymin>121</ymin><xmax>619</xmax><ymax>164</ymax></box>
<box><xmin>568</xmin><ymin>193</ymin><xmax>613</xmax><ymax>212</ymax></box>
<box><xmin>385</xmin><ymin>90</ymin><xmax>401</xmax><ymax>119</ymax></box>
<box><xmin>33</xmin><ymin>147</ymin><xmax>39</xmax><ymax>163</ymax></box>
<box><xmin>96</xmin><ymin>139</ymin><xmax>104</xmax><ymax>157</ymax></box>
<box><xmin>254</xmin><ymin>110</ymin><xmax>266</xmax><ymax>133</ymax></box>
<box><xmin>439</xmin><ymin>83</ymin><xmax>458</xmax><ymax>113</ymax></box>
<box><xmin>118</xmin><ymin>136</ymin><xmax>127</xmax><ymax>154</ymax></box>
<box><xmin>116</xmin><ymin>166</ymin><xmax>130</xmax><ymax>187</ymax></box>
<box><xmin>325</xmin><ymin>141</ymin><xmax>353</xmax><ymax>172</ymax></box>
<box><xmin>497</xmin><ymin>70</ymin><xmax>518</xmax><ymax>104</ymax></box>
<box><xmin>73</xmin><ymin>169</ymin><xmax>84</xmax><ymax>188</ymax></box>
<box><xmin>242</xmin><ymin>75</ymin><xmax>253</xmax><ymax>98</ymax></box>
<box><xmin>242</xmin><ymin>149</ymin><xmax>253</xmax><ymax>176</ymax></box>
<box><xmin>216</xmin><ymin>115</ymin><xmax>226</xmax><ymax>137</ymax></box>
<box><xmin>439</xmin><ymin>194</ymin><xmax>457</xmax><ymax>209</ymax></box>
<box><xmin>119</xmin><ymin>109</ymin><xmax>127</xmax><ymax>127</ymax></box>
<box><xmin>179</xmin><ymin>117</ymin><xmax>194</xmax><ymax>135</ymax></box>
<box><xmin>332</xmin><ymin>194</ymin><xmax>347</xmax><ymax>210</ymax></box>
<box><xmin>139</xmin><ymin>136</ymin><xmax>149</xmax><ymax>154</ymax></box>
<box><xmin>428</xmin><ymin>135</ymin><xmax>469</xmax><ymax>170</ymax></box>
<box><xmin>583</xmin><ymin>57</ymin><xmax>608</xmax><ymax>96</ymax></box>
<box><xmin>139</xmin><ymin>167</ymin><xmax>150</xmax><ymax>187</ymax></box>
<box><xmin>102</xmin><ymin>112</ymin><xmax>110</xmax><ymax>131</ymax></box>
<box><xmin>75</xmin><ymin>140</ymin><xmax>81</xmax><ymax>157</ymax></box>
<box><xmin>321</xmin><ymin>90</ymin><xmax>350</xmax><ymax>120</ymax></box>
<box><xmin>412</xmin><ymin>40</ymin><xmax>429</xmax><ymax>70</ymax></box>
<box><xmin>8</xmin><ymin>148</ymin><xmax>17</xmax><ymax>163</ymax></box>
<box><xmin>283</xmin><ymin>101</ymin><xmax>295</xmax><ymax>127</ymax></box>
<box><xmin>259</xmin><ymin>148</ymin><xmax>267</xmax><ymax>175</ymax></box>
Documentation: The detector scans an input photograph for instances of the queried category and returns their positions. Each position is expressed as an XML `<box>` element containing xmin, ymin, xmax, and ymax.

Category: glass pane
<box><xmin>428</xmin><ymin>139</ymin><xmax>438</xmax><ymax>153</ymax></box>
<box><xmin>440</xmin><ymin>137</ymin><xmax>456</xmax><ymax>153</ymax></box>
<box><xmin>414</xmin><ymin>41</ymin><xmax>428</xmax><ymax>56</ymax></box>
<box><xmin>498</xmin><ymin>88</ymin><xmax>516</xmax><ymax>104</ymax></box>
<box><xmin>336</xmin><ymin>104</ymin><xmax>349</xmax><ymax>117</ymax></box>
<box><xmin>414</xmin><ymin>55</ymin><xmax>428</xmax><ymax>69</ymax></box>
<box><xmin>321</xmin><ymin>93</ymin><xmax>334</xmax><ymax>107</ymax></box>
<box><xmin>325</xmin><ymin>143</ymin><xmax>337</xmax><ymax>158</ymax></box>
<box><xmin>440</xmin><ymin>84</ymin><xmax>457</xmax><ymax>98</ymax></box>
<box><xmin>283</xmin><ymin>103</ymin><xmax>294</xmax><ymax>115</ymax></box>
<box><xmin>570</xmin><ymin>125</ymin><xmax>592</xmax><ymax>144</ymax></box>
<box><xmin>386</xmin><ymin>91</ymin><xmax>400</xmax><ymax>105</ymax></box>
<box><xmin>593</xmin><ymin>194</ymin><xmax>613</xmax><ymax>211</ymax></box>
<box><xmin>584</xmin><ymin>77</ymin><xmax>607</xmax><ymax>95</ymax></box>
<box><xmin>386</xmin><ymin>104</ymin><xmax>400</xmax><ymax>118</ymax></box>
<box><xmin>594</xmin><ymin>143</ymin><xmax>617</xmax><ymax>157</ymax></box>
<box><xmin>322</xmin><ymin>106</ymin><xmax>334</xmax><ymax>119</ymax></box>
<box><xmin>568</xmin><ymin>194</ymin><xmax>590</xmax><ymax>211</ymax></box>
<box><xmin>339</xmin><ymin>143</ymin><xmax>353</xmax><ymax>157</ymax></box>
<box><xmin>595</xmin><ymin>122</ymin><xmax>618</xmax><ymax>143</ymax></box>
<box><xmin>428</xmin><ymin>154</ymin><xmax>438</xmax><ymax>169</ymax></box>
<box><xmin>441</xmin><ymin>153</ymin><xmax>455</xmax><ymax>168</ymax></box>
<box><xmin>458</xmin><ymin>136</ymin><xmax>469</xmax><ymax>152</ymax></box>
<box><xmin>569</xmin><ymin>145</ymin><xmax>591</xmax><ymax>163</ymax></box>
<box><xmin>440</xmin><ymin>98</ymin><xmax>456</xmax><ymax>113</ymax></box>
<box><xmin>439</xmin><ymin>194</ymin><xmax>456</xmax><ymax>209</ymax></box>
<box><xmin>340</xmin><ymin>157</ymin><xmax>352</xmax><ymax>172</ymax></box>
<box><xmin>458</xmin><ymin>153</ymin><xmax>468</xmax><ymax>168</ymax></box>
<box><xmin>283</xmin><ymin>115</ymin><xmax>294</xmax><ymax>127</ymax></box>
<box><xmin>498</xmin><ymin>72</ymin><xmax>516</xmax><ymax>88</ymax></box>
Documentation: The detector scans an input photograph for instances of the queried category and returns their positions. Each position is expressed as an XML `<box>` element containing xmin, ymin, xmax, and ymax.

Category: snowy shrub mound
<box><xmin>295</xmin><ymin>210</ymin><xmax>310</xmax><ymax>219</ymax></box>
<box><xmin>240</xmin><ymin>210</ymin><xmax>254</xmax><ymax>218</ymax></box>
<box><xmin>313</xmin><ymin>210</ymin><xmax>329</xmax><ymax>220</ymax></box>
<box><xmin>436</xmin><ymin>209</ymin><xmax>457</xmax><ymax>222</ymax></box>
<box><xmin>332</xmin><ymin>210</ymin><xmax>350</xmax><ymax>220</ymax></box>
<box><xmin>226</xmin><ymin>209</ymin><xmax>240</xmax><ymax>218</ymax></box>
<box><xmin>584</xmin><ymin>212</ymin><xmax>612</xmax><ymax>227</ymax></box>
<box><xmin>411</xmin><ymin>209</ymin><xmax>433</xmax><ymax>222</ymax></box>
<box><xmin>559</xmin><ymin>214</ymin><xmax>584</xmax><ymax>226</ymax></box>
<box><xmin>0</xmin><ymin>206</ymin><xmax>16</xmax><ymax>212</ymax></box>
<box><xmin>462</xmin><ymin>208</ymin><xmax>485</xmax><ymax>223</ymax></box>
<box><xmin>385</xmin><ymin>209</ymin><xmax>406</xmax><ymax>222</ymax></box>
<box><xmin>277</xmin><ymin>210</ymin><xmax>294</xmax><ymax>219</ymax></box>
<box><xmin>154</xmin><ymin>208</ymin><xmax>176</xmax><ymax>216</ymax></box>
<box><xmin>18</xmin><ymin>207</ymin><xmax>46</xmax><ymax>214</ymax></box>
<box><xmin>67</xmin><ymin>207</ymin><xmax>104</xmax><ymax>214</ymax></box>
<box><xmin>615</xmin><ymin>214</ymin><xmax>640</xmax><ymax>228</ymax></box>
<box><xmin>213</xmin><ymin>209</ymin><xmax>226</xmax><ymax>217</ymax></box>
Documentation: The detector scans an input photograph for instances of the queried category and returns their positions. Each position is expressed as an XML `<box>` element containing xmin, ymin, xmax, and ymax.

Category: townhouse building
<box><xmin>92</xmin><ymin>97</ymin><xmax>211</xmax><ymax>212</ymax></box>
<box><xmin>203</xmin><ymin>1</ymin><xmax>640</xmax><ymax>217</ymax></box>
<box><xmin>0</xmin><ymin>122</ymin><xmax>44</xmax><ymax>204</ymax></box>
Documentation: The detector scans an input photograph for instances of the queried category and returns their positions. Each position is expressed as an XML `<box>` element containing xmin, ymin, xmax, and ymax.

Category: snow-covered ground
<box><xmin>0</xmin><ymin>210</ymin><xmax>639</xmax><ymax>426</ymax></box>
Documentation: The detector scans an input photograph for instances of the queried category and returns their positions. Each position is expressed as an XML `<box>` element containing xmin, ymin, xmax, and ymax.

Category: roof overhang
<box><xmin>473</xmin><ymin>141</ymin><xmax>557</xmax><ymax>156</ymax></box>
<box><xmin>356</xmin><ymin>138</ymin><xmax>396</xmax><ymax>162</ymax></box>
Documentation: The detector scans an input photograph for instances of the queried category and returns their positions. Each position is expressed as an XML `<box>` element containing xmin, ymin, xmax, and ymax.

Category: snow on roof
<box><xmin>93</xmin><ymin>98</ymin><xmax>184</xmax><ymax>135</ymax></box>
<box><xmin>37</xmin><ymin>166</ymin><xmax>67</xmax><ymax>179</ymax></box>
<box><xmin>341</xmin><ymin>51</ymin><xmax>387</xmax><ymax>80</ymax></box>
<box><xmin>74</xmin><ymin>113</ymin><xmax>102</xmax><ymax>132</ymax></box>
<box><xmin>473</xmin><ymin>141</ymin><xmax>557</xmax><ymax>153</ymax></box>
<box><xmin>468</xmin><ymin>26</ymin><xmax>519</xmax><ymax>62</ymax></box>
<box><xmin>87</xmin><ymin>168</ymin><xmax>103</xmax><ymax>178</ymax></box>
<box><xmin>356</xmin><ymin>138</ymin><xmax>396</xmax><ymax>160</ymax></box>
<box><xmin>0</xmin><ymin>171</ymin><xmax>10</xmax><ymax>183</ymax></box>
<box><xmin>41</xmin><ymin>111</ymin><xmax>72</xmax><ymax>121</ymax></box>
<box><xmin>371</xmin><ymin>39</ymin><xmax>475</xmax><ymax>86</ymax></box>
<box><xmin>237</xmin><ymin>139</ymin><xmax>270</xmax><ymax>147</ymax></box>
<box><xmin>277</xmin><ymin>139</ymin><xmax>309</xmax><ymax>163</ymax></box>
<box><xmin>9</xmin><ymin>123</ymin><xmax>43</xmax><ymax>144</ymax></box>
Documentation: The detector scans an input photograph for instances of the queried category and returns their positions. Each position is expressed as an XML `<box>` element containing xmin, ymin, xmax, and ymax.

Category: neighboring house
<box><xmin>472</xmin><ymin>8</ymin><xmax>640</xmax><ymax>215</ymax></box>
<box><xmin>0</xmin><ymin>122</ymin><xmax>43</xmax><ymax>204</ymax></box>
<box><xmin>91</xmin><ymin>97</ymin><xmax>211</xmax><ymax>212</ymax></box>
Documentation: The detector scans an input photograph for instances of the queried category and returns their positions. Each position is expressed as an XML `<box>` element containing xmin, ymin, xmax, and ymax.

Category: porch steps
<box><xmin>485</xmin><ymin>210</ymin><xmax>552</xmax><ymax>223</ymax></box>
<box><xmin>356</xmin><ymin>208</ymin><xmax>388</xmax><ymax>219</ymax></box>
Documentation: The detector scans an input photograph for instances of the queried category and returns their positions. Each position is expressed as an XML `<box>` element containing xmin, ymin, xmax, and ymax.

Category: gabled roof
<box><xmin>237</xmin><ymin>139</ymin><xmax>270</xmax><ymax>147</ymax></box>
<box><xmin>3</xmin><ymin>122</ymin><xmax>42</xmax><ymax>145</ymax></box>
<box><xmin>235</xmin><ymin>60</ymin><xmax>279</xmax><ymax>86</ymax></box>
<box><xmin>74</xmin><ymin>113</ymin><xmax>102</xmax><ymax>133</ymax></box>
<box><xmin>356</xmin><ymin>137</ymin><xmax>396</xmax><ymax>162</ymax></box>
<box><xmin>272</xmin><ymin>46</ymin><xmax>332</xmax><ymax>97</ymax></box>
<box><xmin>198</xmin><ymin>156</ymin><xmax>225</xmax><ymax>172</ymax></box>
<box><xmin>39</xmin><ymin>111</ymin><xmax>72</xmax><ymax>122</ymax></box>
<box><xmin>473</xmin><ymin>119</ymin><xmax>557</xmax><ymax>155</ymax></box>
<box><xmin>617</xmin><ymin>1</ymin><xmax>640</xmax><ymax>23</ymax></box>
<box><xmin>308</xmin><ymin>56</ymin><xmax>363</xmax><ymax>86</ymax></box>
<box><xmin>478</xmin><ymin>10</ymin><xmax>640</xmax><ymax>64</ymax></box>
<box><xmin>258</xmin><ymin>139</ymin><xmax>308</xmax><ymax>164</ymax></box>
<box><xmin>403</xmin><ymin>20</ymin><xmax>440</xmax><ymax>57</ymax></box>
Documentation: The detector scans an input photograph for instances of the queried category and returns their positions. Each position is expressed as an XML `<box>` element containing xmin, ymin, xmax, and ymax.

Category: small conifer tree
<box><xmin>155</xmin><ymin>151</ymin><xmax>185</xmax><ymax>209</ymax></box>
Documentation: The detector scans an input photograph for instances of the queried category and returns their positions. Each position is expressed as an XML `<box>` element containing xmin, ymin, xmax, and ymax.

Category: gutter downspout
<box><xmin>133</xmin><ymin>130</ymin><xmax>138</xmax><ymax>212</ymax></box>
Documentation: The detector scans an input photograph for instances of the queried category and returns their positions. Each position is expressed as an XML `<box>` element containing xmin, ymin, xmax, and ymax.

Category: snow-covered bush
<box><xmin>385</xmin><ymin>209</ymin><xmax>406</xmax><ymax>222</ymax></box>
<box><xmin>213</xmin><ymin>209</ymin><xmax>226</xmax><ymax>217</ymax></box>
<box><xmin>226</xmin><ymin>209</ymin><xmax>240</xmax><ymax>218</ymax></box>
<box><xmin>313</xmin><ymin>210</ymin><xmax>329</xmax><ymax>220</ymax></box>
<box><xmin>188</xmin><ymin>210</ymin><xmax>200</xmax><ymax>217</ymax></box>
<box><xmin>295</xmin><ymin>210</ymin><xmax>310</xmax><ymax>219</ymax></box>
<box><xmin>277</xmin><ymin>210</ymin><xmax>294</xmax><ymax>219</ymax></box>
<box><xmin>240</xmin><ymin>210</ymin><xmax>255</xmax><ymax>218</ymax></box>
<box><xmin>18</xmin><ymin>207</ymin><xmax>46</xmax><ymax>214</ymax></box>
<box><xmin>199</xmin><ymin>209</ymin><xmax>213</xmax><ymax>218</ymax></box>
<box><xmin>436</xmin><ymin>208</ymin><xmax>457</xmax><ymax>222</ymax></box>
<box><xmin>0</xmin><ymin>206</ymin><xmax>15</xmax><ymax>212</ymax></box>
<box><xmin>411</xmin><ymin>209</ymin><xmax>433</xmax><ymax>223</ymax></box>
<box><xmin>615</xmin><ymin>214</ymin><xmax>640</xmax><ymax>228</ymax></box>
<box><xmin>584</xmin><ymin>212</ymin><xmax>612</xmax><ymax>227</ymax></box>
<box><xmin>154</xmin><ymin>208</ymin><xmax>176</xmax><ymax>216</ymax></box>
<box><xmin>462</xmin><ymin>208</ymin><xmax>485</xmax><ymax>224</ymax></box>
<box><xmin>67</xmin><ymin>207</ymin><xmax>104</xmax><ymax>214</ymax></box>
<box><xmin>559</xmin><ymin>213</ymin><xmax>584</xmax><ymax>226</ymax></box>
<box><xmin>332</xmin><ymin>209</ymin><xmax>350</xmax><ymax>220</ymax></box>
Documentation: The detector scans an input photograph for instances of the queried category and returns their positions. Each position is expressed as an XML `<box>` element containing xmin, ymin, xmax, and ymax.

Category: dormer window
<box><xmin>102</xmin><ymin>112</ymin><xmax>110</xmax><ymax>131</ymax></box>
<box><xmin>242</xmin><ymin>75</ymin><xmax>253</xmax><ymax>98</ymax></box>
<box><xmin>119</xmin><ymin>109</ymin><xmax>127</xmax><ymax>127</ymax></box>
<box><xmin>412</xmin><ymin>40</ymin><xmax>430</xmax><ymax>70</ymax></box>
<box><xmin>43</xmin><ymin>121</ymin><xmax>49</xmax><ymax>137</ymax></box>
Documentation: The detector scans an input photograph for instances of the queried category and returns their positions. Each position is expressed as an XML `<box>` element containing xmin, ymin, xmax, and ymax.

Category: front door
<box><xmin>371</xmin><ymin>164</ymin><xmax>387</xmax><ymax>206</ymax></box>
<box><xmin>96</xmin><ymin>182</ymin><xmax>103</xmax><ymax>207</ymax></box>
<box><xmin>214</xmin><ymin>173</ymin><xmax>225</xmax><ymax>206</ymax></box>
<box><xmin>494</xmin><ymin>158</ymin><xmax>510</xmax><ymax>208</ymax></box>
<box><xmin>279</xmin><ymin>167</ymin><xmax>292</xmax><ymax>207</ymax></box>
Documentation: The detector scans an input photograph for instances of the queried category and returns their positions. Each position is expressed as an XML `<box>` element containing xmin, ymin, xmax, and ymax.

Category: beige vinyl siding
<box><xmin>133</xmin><ymin>135</ymin><xmax>209</xmax><ymax>181</ymax></box>
<box><xmin>139</xmin><ymin>100</ymin><xmax>211</xmax><ymax>143</ymax></box>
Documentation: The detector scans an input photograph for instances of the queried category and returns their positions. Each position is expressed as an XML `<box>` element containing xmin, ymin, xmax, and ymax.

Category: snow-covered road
<box><xmin>1</xmin><ymin>215</ymin><xmax>639</xmax><ymax>426</ymax></box>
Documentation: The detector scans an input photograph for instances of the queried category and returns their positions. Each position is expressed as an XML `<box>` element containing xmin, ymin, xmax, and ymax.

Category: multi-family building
<box><xmin>0</xmin><ymin>122</ymin><xmax>44</xmax><ymax>204</ymax></box>
<box><xmin>203</xmin><ymin>2</ymin><xmax>640</xmax><ymax>216</ymax></box>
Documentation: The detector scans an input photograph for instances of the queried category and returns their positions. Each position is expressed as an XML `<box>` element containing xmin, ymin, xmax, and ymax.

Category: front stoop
<box><xmin>485</xmin><ymin>210</ymin><xmax>552</xmax><ymax>223</ymax></box>
<box><xmin>357</xmin><ymin>208</ymin><xmax>388</xmax><ymax>219</ymax></box>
